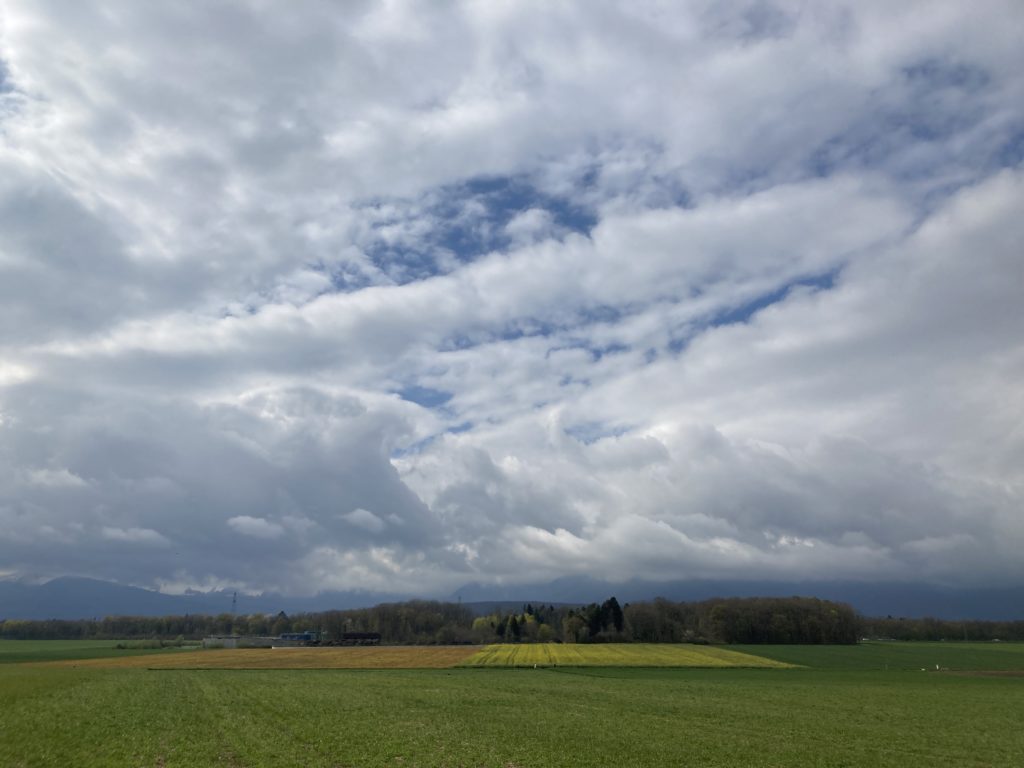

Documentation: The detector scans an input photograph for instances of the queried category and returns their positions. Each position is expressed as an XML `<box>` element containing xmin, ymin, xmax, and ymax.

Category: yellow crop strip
<box><xmin>462</xmin><ymin>643</ymin><xmax>794</xmax><ymax>668</ymax></box>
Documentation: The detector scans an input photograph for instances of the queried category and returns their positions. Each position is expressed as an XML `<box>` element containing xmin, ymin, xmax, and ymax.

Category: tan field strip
<box><xmin>36</xmin><ymin>646</ymin><xmax>482</xmax><ymax>670</ymax></box>
<box><xmin>463</xmin><ymin>643</ymin><xmax>794</xmax><ymax>668</ymax></box>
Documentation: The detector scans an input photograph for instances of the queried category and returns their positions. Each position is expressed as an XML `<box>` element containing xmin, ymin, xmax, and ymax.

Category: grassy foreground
<box><xmin>2</xmin><ymin>663</ymin><xmax>1023</xmax><ymax>767</ymax></box>
<box><xmin>3</xmin><ymin>641</ymin><xmax>1023</xmax><ymax>767</ymax></box>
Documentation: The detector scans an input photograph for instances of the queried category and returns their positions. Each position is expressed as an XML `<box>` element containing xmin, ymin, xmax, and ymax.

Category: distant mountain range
<box><xmin>0</xmin><ymin>575</ymin><xmax>1021</xmax><ymax>621</ymax></box>
<box><xmin>0</xmin><ymin>577</ymin><xmax>408</xmax><ymax>621</ymax></box>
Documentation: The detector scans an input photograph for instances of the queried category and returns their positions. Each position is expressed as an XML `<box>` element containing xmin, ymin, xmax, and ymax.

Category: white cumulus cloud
<box><xmin>0</xmin><ymin>0</ymin><xmax>1021</xmax><ymax>596</ymax></box>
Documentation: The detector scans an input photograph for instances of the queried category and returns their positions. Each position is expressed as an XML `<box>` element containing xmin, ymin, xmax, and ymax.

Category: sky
<box><xmin>0</xmin><ymin>1</ymin><xmax>1022</xmax><ymax>598</ymax></box>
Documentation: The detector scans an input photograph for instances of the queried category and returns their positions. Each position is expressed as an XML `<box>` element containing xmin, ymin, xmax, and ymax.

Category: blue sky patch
<box><xmin>998</xmin><ymin>128</ymin><xmax>1024</xmax><ymax>168</ymax></box>
<box><xmin>589</xmin><ymin>342</ymin><xmax>630</xmax><ymax>361</ymax></box>
<box><xmin>564</xmin><ymin>421</ymin><xmax>632</xmax><ymax>444</ymax></box>
<box><xmin>454</xmin><ymin>175</ymin><xmax>597</xmax><ymax>238</ymax></box>
<box><xmin>397</xmin><ymin>385</ymin><xmax>453</xmax><ymax>409</ymax></box>
<box><xmin>665</xmin><ymin>270</ymin><xmax>842</xmax><ymax>353</ymax></box>
<box><xmin>901</xmin><ymin>59</ymin><xmax>990</xmax><ymax>91</ymax></box>
<box><xmin>808</xmin><ymin>57</ymin><xmax>994</xmax><ymax>181</ymax></box>
<box><xmin>355</xmin><ymin>174</ymin><xmax>598</xmax><ymax>284</ymax></box>
<box><xmin>709</xmin><ymin>270</ymin><xmax>838</xmax><ymax>329</ymax></box>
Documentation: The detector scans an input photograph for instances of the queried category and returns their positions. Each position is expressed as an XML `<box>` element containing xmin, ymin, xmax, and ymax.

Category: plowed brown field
<box><xmin>37</xmin><ymin>645</ymin><xmax>481</xmax><ymax>670</ymax></box>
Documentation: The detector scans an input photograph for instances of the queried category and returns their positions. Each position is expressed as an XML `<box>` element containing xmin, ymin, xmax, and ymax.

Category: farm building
<box><xmin>201</xmin><ymin>630</ymin><xmax>380</xmax><ymax>648</ymax></box>
<box><xmin>339</xmin><ymin>631</ymin><xmax>381</xmax><ymax>645</ymax></box>
<box><xmin>202</xmin><ymin>635</ymin><xmax>276</xmax><ymax>649</ymax></box>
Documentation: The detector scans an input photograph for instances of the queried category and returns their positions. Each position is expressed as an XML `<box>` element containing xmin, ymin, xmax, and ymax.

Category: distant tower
<box><xmin>231</xmin><ymin>591</ymin><xmax>237</xmax><ymax>616</ymax></box>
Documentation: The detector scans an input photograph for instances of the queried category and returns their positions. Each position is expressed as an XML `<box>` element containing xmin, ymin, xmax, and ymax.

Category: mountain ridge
<box><xmin>0</xmin><ymin>576</ymin><xmax>1020</xmax><ymax>621</ymax></box>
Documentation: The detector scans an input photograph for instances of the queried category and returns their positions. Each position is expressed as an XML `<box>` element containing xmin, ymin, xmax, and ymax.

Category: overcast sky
<box><xmin>1</xmin><ymin>1</ymin><xmax>1022</xmax><ymax>597</ymax></box>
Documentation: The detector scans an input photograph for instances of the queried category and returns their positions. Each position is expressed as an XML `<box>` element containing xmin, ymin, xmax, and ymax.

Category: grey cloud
<box><xmin>0</xmin><ymin>166</ymin><xmax>136</xmax><ymax>343</ymax></box>
<box><xmin>0</xmin><ymin>383</ymin><xmax>449</xmax><ymax>592</ymax></box>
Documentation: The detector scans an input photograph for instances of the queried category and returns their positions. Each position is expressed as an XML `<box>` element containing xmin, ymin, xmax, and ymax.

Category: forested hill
<box><xmin>9</xmin><ymin>595</ymin><xmax>1015</xmax><ymax>644</ymax></box>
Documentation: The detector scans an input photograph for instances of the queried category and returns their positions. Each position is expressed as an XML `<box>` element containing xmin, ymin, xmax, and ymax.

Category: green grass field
<box><xmin>1</xmin><ymin>641</ymin><xmax>1022</xmax><ymax>767</ymax></box>
<box><xmin>0</xmin><ymin>639</ymin><xmax>194</xmax><ymax>665</ymax></box>
<box><xmin>726</xmin><ymin>640</ymin><xmax>1024</xmax><ymax>670</ymax></box>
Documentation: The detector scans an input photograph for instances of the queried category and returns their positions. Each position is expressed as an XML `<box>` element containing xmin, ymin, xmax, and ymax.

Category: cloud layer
<box><xmin>1</xmin><ymin>1</ymin><xmax>1022</xmax><ymax>595</ymax></box>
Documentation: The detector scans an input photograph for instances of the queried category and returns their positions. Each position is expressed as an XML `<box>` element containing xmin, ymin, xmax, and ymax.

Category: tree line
<box><xmin>858</xmin><ymin>615</ymin><xmax>1024</xmax><ymax>642</ymax></box>
<box><xmin>3</xmin><ymin>596</ymin><xmax>1021</xmax><ymax>644</ymax></box>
